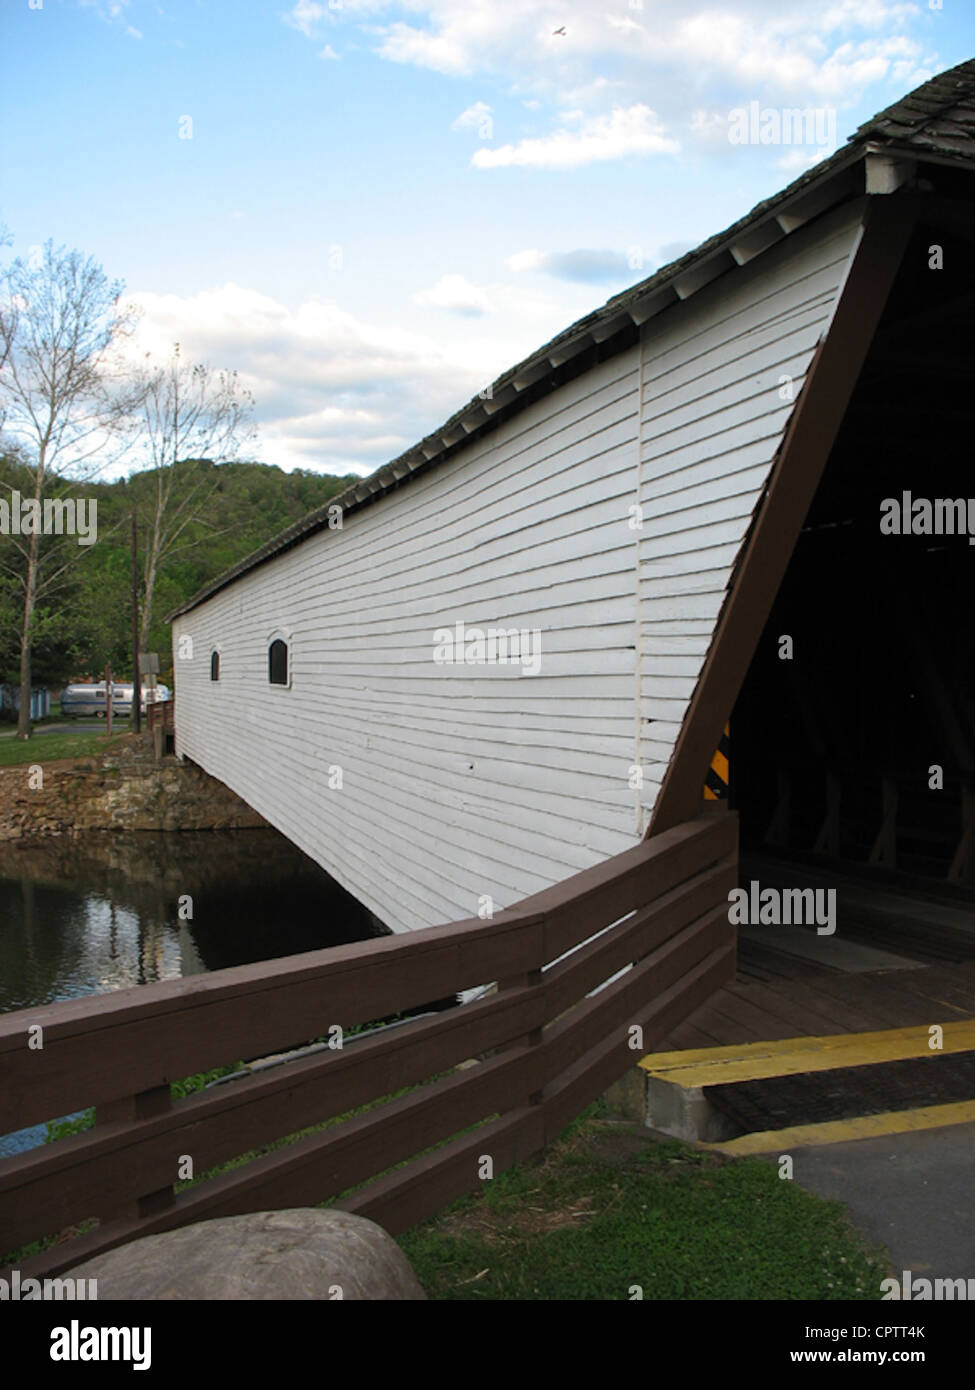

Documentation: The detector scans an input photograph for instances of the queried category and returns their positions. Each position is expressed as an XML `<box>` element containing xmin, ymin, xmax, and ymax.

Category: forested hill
<box><xmin>0</xmin><ymin>457</ymin><xmax>357</xmax><ymax>689</ymax></box>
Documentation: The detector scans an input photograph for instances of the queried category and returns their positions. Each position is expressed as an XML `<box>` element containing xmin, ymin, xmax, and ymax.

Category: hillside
<box><xmin>0</xmin><ymin>457</ymin><xmax>357</xmax><ymax>690</ymax></box>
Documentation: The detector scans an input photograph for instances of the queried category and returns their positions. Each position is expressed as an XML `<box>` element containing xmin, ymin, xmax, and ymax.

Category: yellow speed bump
<box><xmin>639</xmin><ymin>1020</ymin><xmax>975</xmax><ymax>1089</ymax></box>
<box><xmin>706</xmin><ymin>1099</ymin><xmax>975</xmax><ymax>1155</ymax></box>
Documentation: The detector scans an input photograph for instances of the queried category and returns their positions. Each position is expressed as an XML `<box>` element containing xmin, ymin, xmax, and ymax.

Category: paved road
<box><xmin>787</xmin><ymin>1122</ymin><xmax>975</xmax><ymax>1277</ymax></box>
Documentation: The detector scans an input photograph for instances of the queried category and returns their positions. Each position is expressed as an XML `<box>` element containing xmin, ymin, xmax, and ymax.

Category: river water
<box><xmin>0</xmin><ymin>828</ymin><xmax>388</xmax><ymax>1157</ymax></box>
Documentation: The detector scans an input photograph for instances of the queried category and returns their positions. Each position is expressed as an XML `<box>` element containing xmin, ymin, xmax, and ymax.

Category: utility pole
<box><xmin>105</xmin><ymin>662</ymin><xmax>112</xmax><ymax>737</ymax></box>
<box><xmin>132</xmin><ymin>508</ymin><xmax>141</xmax><ymax>734</ymax></box>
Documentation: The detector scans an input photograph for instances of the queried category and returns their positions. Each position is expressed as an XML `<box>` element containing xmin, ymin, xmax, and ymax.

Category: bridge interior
<box><xmin>730</xmin><ymin>211</ymin><xmax>975</xmax><ymax>902</ymax></box>
<box><xmin>639</xmin><ymin>209</ymin><xmax>975</xmax><ymax>1151</ymax></box>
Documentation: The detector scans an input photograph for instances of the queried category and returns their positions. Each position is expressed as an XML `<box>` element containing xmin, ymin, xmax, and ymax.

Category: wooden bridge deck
<box><xmin>656</xmin><ymin>957</ymin><xmax>975</xmax><ymax>1054</ymax></box>
<box><xmin>654</xmin><ymin>859</ymin><xmax>975</xmax><ymax>1053</ymax></box>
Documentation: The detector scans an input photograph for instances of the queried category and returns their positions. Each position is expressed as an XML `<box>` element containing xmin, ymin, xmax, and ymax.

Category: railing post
<box><xmin>497</xmin><ymin>914</ymin><xmax>546</xmax><ymax>1107</ymax></box>
<box><xmin>498</xmin><ymin>968</ymin><xmax>544</xmax><ymax>1104</ymax></box>
<box><xmin>96</xmin><ymin>1086</ymin><xmax>174</xmax><ymax>1223</ymax></box>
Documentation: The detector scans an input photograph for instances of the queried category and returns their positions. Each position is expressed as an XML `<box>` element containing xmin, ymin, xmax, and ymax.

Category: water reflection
<box><xmin>0</xmin><ymin>828</ymin><xmax>387</xmax><ymax>1014</ymax></box>
<box><xmin>0</xmin><ymin>829</ymin><xmax>389</xmax><ymax>1156</ymax></box>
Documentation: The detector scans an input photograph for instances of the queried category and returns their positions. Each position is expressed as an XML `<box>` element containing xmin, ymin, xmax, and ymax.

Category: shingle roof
<box><xmin>169</xmin><ymin>58</ymin><xmax>975</xmax><ymax>620</ymax></box>
<box><xmin>850</xmin><ymin>57</ymin><xmax>975</xmax><ymax>164</ymax></box>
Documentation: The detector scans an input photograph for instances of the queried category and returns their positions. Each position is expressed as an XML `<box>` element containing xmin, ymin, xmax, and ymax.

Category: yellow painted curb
<box><xmin>706</xmin><ymin>1099</ymin><xmax>975</xmax><ymax>1155</ymax></box>
<box><xmin>640</xmin><ymin>1019</ymin><xmax>975</xmax><ymax>1088</ymax></box>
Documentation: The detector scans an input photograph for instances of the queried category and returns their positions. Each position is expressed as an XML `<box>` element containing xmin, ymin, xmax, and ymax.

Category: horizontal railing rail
<box><xmin>0</xmin><ymin>811</ymin><xmax>737</xmax><ymax>1278</ymax></box>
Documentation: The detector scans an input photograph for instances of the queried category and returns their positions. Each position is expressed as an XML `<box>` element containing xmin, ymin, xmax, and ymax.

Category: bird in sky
<box><xmin>553</xmin><ymin>26</ymin><xmax>566</xmax><ymax>36</ymax></box>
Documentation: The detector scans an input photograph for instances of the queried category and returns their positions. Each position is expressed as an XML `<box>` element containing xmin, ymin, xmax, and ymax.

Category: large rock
<box><xmin>66</xmin><ymin>1209</ymin><xmax>427</xmax><ymax>1300</ymax></box>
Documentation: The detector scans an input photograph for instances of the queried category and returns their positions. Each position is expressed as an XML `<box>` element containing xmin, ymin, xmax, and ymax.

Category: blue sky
<box><xmin>2</xmin><ymin>0</ymin><xmax>972</xmax><ymax>475</ymax></box>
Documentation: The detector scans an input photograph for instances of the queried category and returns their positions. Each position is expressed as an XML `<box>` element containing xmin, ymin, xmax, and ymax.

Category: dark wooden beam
<box><xmin>648</xmin><ymin>195</ymin><xmax>918</xmax><ymax>837</ymax></box>
<box><xmin>869</xmin><ymin>776</ymin><xmax>899</xmax><ymax>869</ymax></box>
<box><xmin>949</xmin><ymin>786</ymin><xmax>975</xmax><ymax>886</ymax></box>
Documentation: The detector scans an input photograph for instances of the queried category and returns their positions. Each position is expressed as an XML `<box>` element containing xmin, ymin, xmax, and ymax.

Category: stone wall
<box><xmin>0</xmin><ymin>735</ymin><xmax>269</xmax><ymax>840</ymax></box>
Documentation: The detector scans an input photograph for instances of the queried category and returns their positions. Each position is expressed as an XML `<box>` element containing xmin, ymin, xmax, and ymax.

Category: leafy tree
<box><xmin>0</xmin><ymin>458</ymin><xmax>357</xmax><ymax>695</ymax></box>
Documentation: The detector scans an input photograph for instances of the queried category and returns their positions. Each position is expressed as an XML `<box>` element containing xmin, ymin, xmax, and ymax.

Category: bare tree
<box><xmin>0</xmin><ymin>225</ymin><xmax>15</xmax><ymax>378</ymax></box>
<box><xmin>0</xmin><ymin>239</ymin><xmax>135</xmax><ymax>737</ymax></box>
<box><xmin>133</xmin><ymin>343</ymin><xmax>255</xmax><ymax>649</ymax></box>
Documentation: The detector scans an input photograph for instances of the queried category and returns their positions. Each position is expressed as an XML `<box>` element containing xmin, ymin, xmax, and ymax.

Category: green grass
<box><xmin>0</xmin><ymin>728</ymin><xmax>131</xmax><ymax>766</ymax></box>
<box><xmin>0</xmin><ymin>713</ymin><xmax>64</xmax><ymax>730</ymax></box>
<box><xmin>5</xmin><ymin>1097</ymin><xmax>891</xmax><ymax>1299</ymax></box>
<box><xmin>3</xmin><ymin>1065</ymin><xmax>890</xmax><ymax>1299</ymax></box>
<box><xmin>397</xmin><ymin>1110</ymin><xmax>891</xmax><ymax>1300</ymax></box>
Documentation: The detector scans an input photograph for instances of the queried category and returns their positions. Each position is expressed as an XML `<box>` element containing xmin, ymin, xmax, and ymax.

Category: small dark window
<box><xmin>268</xmin><ymin>639</ymin><xmax>288</xmax><ymax>686</ymax></box>
<box><xmin>210</xmin><ymin>651</ymin><xmax>220</xmax><ymax>682</ymax></box>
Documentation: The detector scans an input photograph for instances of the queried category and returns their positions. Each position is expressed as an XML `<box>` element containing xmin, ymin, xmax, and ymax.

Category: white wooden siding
<box><xmin>174</xmin><ymin>348</ymin><xmax>643</xmax><ymax>933</ymax></box>
<box><xmin>174</xmin><ymin>198</ymin><xmax>865</xmax><ymax>931</ymax></box>
<box><xmin>635</xmin><ymin>198</ymin><xmax>865</xmax><ymax>824</ymax></box>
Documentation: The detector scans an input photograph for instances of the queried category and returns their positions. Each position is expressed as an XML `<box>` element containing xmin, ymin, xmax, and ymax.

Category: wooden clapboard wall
<box><xmin>635</xmin><ymin>199</ymin><xmax>865</xmax><ymax>827</ymax></box>
<box><xmin>173</xmin><ymin>346</ymin><xmax>643</xmax><ymax>932</ymax></box>
<box><xmin>173</xmin><ymin>199</ymin><xmax>866</xmax><ymax>931</ymax></box>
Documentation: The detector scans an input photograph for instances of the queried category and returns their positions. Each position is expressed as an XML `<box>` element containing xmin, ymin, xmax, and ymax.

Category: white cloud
<box><xmin>472</xmin><ymin>104</ymin><xmax>679</xmax><ymax>169</ymax></box>
<box><xmin>114</xmin><ymin>272</ymin><xmax>595</xmax><ymax>474</ymax></box>
<box><xmin>690</xmin><ymin>107</ymin><xmax>732</xmax><ymax>144</ymax></box>
<box><xmin>776</xmin><ymin>147</ymin><xmax>830</xmax><ymax>172</ymax></box>
<box><xmin>319</xmin><ymin>44</ymin><xmax>340</xmax><ymax>60</ymax></box>
<box><xmin>285</xmin><ymin>1</ymin><xmax>331</xmax><ymax>39</ymax></box>
<box><xmin>121</xmin><ymin>283</ymin><xmax>487</xmax><ymax>473</ymax></box>
<box><xmin>452</xmin><ymin>101</ymin><xmax>493</xmax><ymax>132</ymax></box>
<box><xmin>413</xmin><ymin>274</ymin><xmax>492</xmax><ymax>315</ymax></box>
<box><xmin>376</xmin><ymin>19</ymin><xmax>475</xmax><ymax>76</ymax></box>
<box><xmin>289</xmin><ymin>2</ymin><xmax>937</xmax><ymax>135</ymax></box>
<box><xmin>506</xmin><ymin>249</ymin><xmax>545</xmax><ymax>273</ymax></box>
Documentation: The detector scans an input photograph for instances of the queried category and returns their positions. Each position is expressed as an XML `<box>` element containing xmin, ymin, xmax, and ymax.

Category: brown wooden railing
<box><xmin>145</xmin><ymin>697</ymin><xmax>174</xmax><ymax>759</ymax></box>
<box><xmin>145</xmin><ymin>698</ymin><xmax>174</xmax><ymax>733</ymax></box>
<box><xmin>0</xmin><ymin>812</ymin><xmax>736</xmax><ymax>1278</ymax></box>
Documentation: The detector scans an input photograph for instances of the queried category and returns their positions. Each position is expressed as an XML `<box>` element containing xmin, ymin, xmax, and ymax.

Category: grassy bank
<box><xmin>398</xmin><ymin>1110</ymin><xmax>890</xmax><ymax>1300</ymax></box>
<box><xmin>4</xmin><ymin>1087</ymin><xmax>890</xmax><ymax>1298</ymax></box>
<box><xmin>0</xmin><ymin>728</ymin><xmax>131</xmax><ymax>767</ymax></box>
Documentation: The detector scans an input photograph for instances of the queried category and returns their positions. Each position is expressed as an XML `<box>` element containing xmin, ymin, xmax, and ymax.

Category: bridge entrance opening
<box><xmin>728</xmin><ymin>212</ymin><xmax>975</xmax><ymax>951</ymax></box>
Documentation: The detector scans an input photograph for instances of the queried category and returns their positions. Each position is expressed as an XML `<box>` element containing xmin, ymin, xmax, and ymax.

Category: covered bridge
<box><xmin>3</xmin><ymin>62</ymin><xmax>974</xmax><ymax>1287</ymax></box>
<box><xmin>170</xmin><ymin>61</ymin><xmax>975</xmax><ymax>939</ymax></box>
